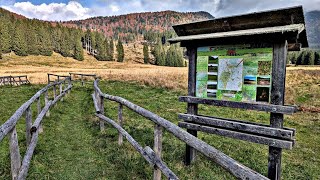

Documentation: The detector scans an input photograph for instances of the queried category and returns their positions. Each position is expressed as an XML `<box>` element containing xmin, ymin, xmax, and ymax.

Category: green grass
<box><xmin>1</xmin><ymin>82</ymin><xmax>319</xmax><ymax>179</ymax></box>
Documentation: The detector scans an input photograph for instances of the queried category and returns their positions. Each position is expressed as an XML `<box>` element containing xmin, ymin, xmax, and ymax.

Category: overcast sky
<box><xmin>0</xmin><ymin>0</ymin><xmax>320</xmax><ymax>21</ymax></box>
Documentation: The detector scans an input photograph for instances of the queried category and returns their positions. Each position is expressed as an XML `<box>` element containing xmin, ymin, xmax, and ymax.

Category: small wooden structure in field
<box><xmin>0</xmin><ymin>75</ymin><xmax>30</xmax><ymax>86</ymax></box>
<box><xmin>169</xmin><ymin>6</ymin><xmax>308</xmax><ymax>180</ymax></box>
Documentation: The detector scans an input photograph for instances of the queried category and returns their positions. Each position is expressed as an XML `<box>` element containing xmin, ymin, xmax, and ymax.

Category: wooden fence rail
<box><xmin>93</xmin><ymin>80</ymin><xmax>269</xmax><ymax>180</ymax></box>
<box><xmin>0</xmin><ymin>77</ymin><xmax>72</xmax><ymax>180</ymax></box>
<box><xmin>0</xmin><ymin>75</ymin><xmax>30</xmax><ymax>86</ymax></box>
<box><xmin>69</xmin><ymin>73</ymin><xmax>97</xmax><ymax>86</ymax></box>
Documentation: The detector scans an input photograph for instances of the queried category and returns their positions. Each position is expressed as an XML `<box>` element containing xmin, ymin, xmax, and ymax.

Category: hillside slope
<box><xmin>63</xmin><ymin>11</ymin><xmax>214</xmax><ymax>41</ymax></box>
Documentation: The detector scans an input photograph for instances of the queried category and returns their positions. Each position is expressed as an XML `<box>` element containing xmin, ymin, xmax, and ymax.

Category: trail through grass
<box><xmin>1</xmin><ymin>82</ymin><xmax>319</xmax><ymax>179</ymax></box>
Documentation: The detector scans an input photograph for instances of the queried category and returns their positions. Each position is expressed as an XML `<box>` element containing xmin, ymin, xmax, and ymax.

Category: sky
<box><xmin>0</xmin><ymin>0</ymin><xmax>320</xmax><ymax>21</ymax></box>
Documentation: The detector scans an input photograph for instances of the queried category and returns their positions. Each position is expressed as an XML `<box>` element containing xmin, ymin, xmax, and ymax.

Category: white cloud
<box><xmin>109</xmin><ymin>4</ymin><xmax>120</xmax><ymax>12</ymax></box>
<box><xmin>1</xmin><ymin>1</ymin><xmax>94</xmax><ymax>21</ymax></box>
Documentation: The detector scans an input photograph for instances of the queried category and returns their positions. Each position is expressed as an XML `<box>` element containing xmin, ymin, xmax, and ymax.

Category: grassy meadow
<box><xmin>0</xmin><ymin>52</ymin><xmax>319</xmax><ymax>179</ymax></box>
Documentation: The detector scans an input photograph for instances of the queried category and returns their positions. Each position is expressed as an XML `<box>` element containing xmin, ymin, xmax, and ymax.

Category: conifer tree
<box><xmin>74</xmin><ymin>31</ymin><xmax>84</xmax><ymax>61</ymax></box>
<box><xmin>13</xmin><ymin>21</ymin><xmax>28</xmax><ymax>56</ymax></box>
<box><xmin>0</xmin><ymin>17</ymin><xmax>12</xmax><ymax>53</ymax></box>
<box><xmin>95</xmin><ymin>33</ymin><xmax>108</xmax><ymax>60</ymax></box>
<box><xmin>315</xmin><ymin>51</ymin><xmax>320</xmax><ymax>65</ymax></box>
<box><xmin>38</xmin><ymin>26</ymin><xmax>53</xmax><ymax>56</ymax></box>
<box><xmin>117</xmin><ymin>39</ymin><xmax>124</xmax><ymax>62</ymax></box>
<box><xmin>143</xmin><ymin>44</ymin><xmax>149</xmax><ymax>64</ymax></box>
<box><xmin>60</xmin><ymin>28</ymin><xmax>72</xmax><ymax>57</ymax></box>
<box><xmin>109</xmin><ymin>38</ymin><xmax>114</xmax><ymax>60</ymax></box>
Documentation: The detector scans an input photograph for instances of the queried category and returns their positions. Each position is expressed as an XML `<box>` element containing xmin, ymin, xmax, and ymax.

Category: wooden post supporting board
<box><xmin>100</xmin><ymin>96</ymin><xmax>105</xmax><ymax>131</ymax></box>
<box><xmin>267</xmin><ymin>40</ymin><xmax>288</xmax><ymax>180</ymax></box>
<box><xmin>118</xmin><ymin>104</ymin><xmax>123</xmax><ymax>145</ymax></box>
<box><xmin>153</xmin><ymin>124</ymin><xmax>163</xmax><ymax>180</ymax></box>
<box><xmin>9</xmin><ymin>126</ymin><xmax>21</xmax><ymax>180</ymax></box>
<box><xmin>25</xmin><ymin>106</ymin><xmax>32</xmax><ymax>145</ymax></box>
<box><xmin>185</xmin><ymin>47</ymin><xmax>198</xmax><ymax>165</ymax></box>
<box><xmin>45</xmin><ymin>90</ymin><xmax>50</xmax><ymax>117</ymax></box>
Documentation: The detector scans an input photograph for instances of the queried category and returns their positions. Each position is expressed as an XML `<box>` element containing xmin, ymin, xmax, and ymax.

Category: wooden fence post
<box><xmin>47</xmin><ymin>74</ymin><xmax>50</xmax><ymax>84</ymax></box>
<box><xmin>9</xmin><ymin>126</ymin><xmax>21</xmax><ymax>180</ymax></box>
<box><xmin>118</xmin><ymin>104</ymin><xmax>123</xmax><ymax>145</ymax></box>
<box><xmin>81</xmin><ymin>75</ymin><xmax>84</xmax><ymax>86</ymax></box>
<box><xmin>59</xmin><ymin>83</ymin><xmax>63</xmax><ymax>102</ymax></box>
<box><xmin>53</xmin><ymin>85</ymin><xmax>57</xmax><ymax>99</ymax></box>
<box><xmin>45</xmin><ymin>90</ymin><xmax>50</xmax><ymax>117</ymax></box>
<box><xmin>268</xmin><ymin>40</ymin><xmax>288</xmax><ymax>180</ymax></box>
<box><xmin>153</xmin><ymin>124</ymin><xmax>163</xmax><ymax>180</ymax></box>
<box><xmin>25</xmin><ymin>106</ymin><xmax>32</xmax><ymax>145</ymax></box>
<box><xmin>37</xmin><ymin>97</ymin><xmax>43</xmax><ymax>133</ymax></box>
<box><xmin>185</xmin><ymin>47</ymin><xmax>198</xmax><ymax>165</ymax></box>
<box><xmin>99</xmin><ymin>96</ymin><xmax>105</xmax><ymax>131</ymax></box>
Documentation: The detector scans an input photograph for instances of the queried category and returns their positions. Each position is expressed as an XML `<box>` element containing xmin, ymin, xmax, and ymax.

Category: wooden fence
<box><xmin>93</xmin><ymin>79</ymin><xmax>268</xmax><ymax>180</ymax></box>
<box><xmin>0</xmin><ymin>77</ymin><xmax>72</xmax><ymax>180</ymax></box>
<box><xmin>0</xmin><ymin>75</ymin><xmax>30</xmax><ymax>86</ymax></box>
<box><xmin>69</xmin><ymin>73</ymin><xmax>97</xmax><ymax>86</ymax></box>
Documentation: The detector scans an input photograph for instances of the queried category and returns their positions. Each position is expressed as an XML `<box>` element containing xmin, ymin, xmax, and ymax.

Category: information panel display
<box><xmin>196</xmin><ymin>45</ymin><xmax>273</xmax><ymax>103</ymax></box>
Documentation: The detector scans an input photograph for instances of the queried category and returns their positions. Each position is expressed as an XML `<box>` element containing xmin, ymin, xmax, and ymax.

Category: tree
<box><xmin>143</xmin><ymin>44</ymin><xmax>149</xmax><ymax>64</ymax></box>
<box><xmin>38</xmin><ymin>26</ymin><xmax>53</xmax><ymax>56</ymax></box>
<box><xmin>95</xmin><ymin>33</ymin><xmax>108</xmax><ymax>60</ymax></box>
<box><xmin>12</xmin><ymin>21</ymin><xmax>28</xmax><ymax>56</ymax></box>
<box><xmin>109</xmin><ymin>38</ymin><xmax>114</xmax><ymax>60</ymax></box>
<box><xmin>315</xmin><ymin>51</ymin><xmax>320</xmax><ymax>65</ymax></box>
<box><xmin>117</xmin><ymin>39</ymin><xmax>124</xmax><ymax>62</ymax></box>
<box><xmin>0</xmin><ymin>17</ymin><xmax>12</xmax><ymax>53</ymax></box>
<box><xmin>60</xmin><ymin>28</ymin><xmax>72</xmax><ymax>57</ymax></box>
<box><xmin>74</xmin><ymin>31</ymin><xmax>84</xmax><ymax>61</ymax></box>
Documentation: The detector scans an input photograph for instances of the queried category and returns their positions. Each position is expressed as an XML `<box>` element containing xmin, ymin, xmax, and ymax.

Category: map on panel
<box><xmin>196</xmin><ymin>45</ymin><xmax>273</xmax><ymax>103</ymax></box>
<box><xmin>217</xmin><ymin>58</ymin><xmax>243</xmax><ymax>91</ymax></box>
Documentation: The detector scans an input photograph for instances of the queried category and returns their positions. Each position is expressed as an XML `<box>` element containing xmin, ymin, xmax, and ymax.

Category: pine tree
<box><xmin>117</xmin><ymin>39</ymin><xmax>124</xmax><ymax>62</ymax></box>
<box><xmin>315</xmin><ymin>51</ymin><xmax>320</xmax><ymax>65</ymax></box>
<box><xmin>12</xmin><ymin>21</ymin><xmax>28</xmax><ymax>56</ymax></box>
<box><xmin>74</xmin><ymin>31</ymin><xmax>84</xmax><ymax>61</ymax></box>
<box><xmin>308</xmin><ymin>51</ymin><xmax>315</xmax><ymax>65</ymax></box>
<box><xmin>60</xmin><ymin>28</ymin><xmax>72</xmax><ymax>57</ymax></box>
<box><xmin>25</xmin><ymin>23</ymin><xmax>39</xmax><ymax>55</ymax></box>
<box><xmin>143</xmin><ymin>44</ymin><xmax>149</xmax><ymax>64</ymax></box>
<box><xmin>95</xmin><ymin>33</ymin><xmax>107</xmax><ymax>60</ymax></box>
<box><xmin>38</xmin><ymin>26</ymin><xmax>53</xmax><ymax>56</ymax></box>
<box><xmin>0</xmin><ymin>17</ymin><xmax>12</xmax><ymax>53</ymax></box>
<box><xmin>109</xmin><ymin>38</ymin><xmax>114</xmax><ymax>60</ymax></box>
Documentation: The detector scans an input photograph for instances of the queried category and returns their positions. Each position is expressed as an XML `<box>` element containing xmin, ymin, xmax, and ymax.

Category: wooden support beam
<box><xmin>25</xmin><ymin>106</ymin><xmax>32</xmax><ymax>146</ymax></box>
<box><xmin>153</xmin><ymin>124</ymin><xmax>163</xmax><ymax>180</ymax></box>
<box><xmin>179</xmin><ymin>122</ymin><xmax>293</xmax><ymax>149</ymax></box>
<box><xmin>178</xmin><ymin>114</ymin><xmax>295</xmax><ymax>140</ymax></box>
<box><xmin>186</xmin><ymin>46</ymin><xmax>198</xmax><ymax>165</ymax></box>
<box><xmin>9</xmin><ymin>127</ymin><xmax>21</xmax><ymax>180</ymax></box>
<box><xmin>118</xmin><ymin>104</ymin><xmax>123</xmax><ymax>145</ymax></box>
<box><xmin>288</xmin><ymin>43</ymin><xmax>301</xmax><ymax>51</ymax></box>
<box><xmin>268</xmin><ymin>40</ymin><xmax>288</xmax><ymax>180</ymax></box>
<box><xmin>99</xmin><ymin>96</ymin><xmax>105</xmax><ymax>132</ymax></box>
<box><xmin>30</xmin><ymin>101</ymin><xmax>52</xmax><ymax>133</ymax></box>
<box><xmin>92</xmin><ymin>94</ymin><xmax>101</xmax><ymax>113</ymax></box>
<box><xmin>45</xmin><ymin>90</ymin><xmax>50</xmax><ymax>117</ymax></box>
<box><xmin>179</xmin><ymin>96</ymin><xmax>297</xmax><ymax>115</ymax></box>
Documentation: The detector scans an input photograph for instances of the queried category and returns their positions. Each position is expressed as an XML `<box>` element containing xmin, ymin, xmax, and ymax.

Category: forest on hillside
<box><xmin>64</xmin><ymin>11</ymin><xmax>213</xmax><ymax>43</ymax></box>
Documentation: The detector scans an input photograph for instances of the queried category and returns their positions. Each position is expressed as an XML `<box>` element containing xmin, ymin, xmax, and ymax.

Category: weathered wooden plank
<box><xmin>118</xmin><ymin>104</ymin><xmax>123</xmax><ymax>145</ymax></box>
<box><xmin>30</xmin><ymin>101</ymin><xmax>52</xmax><ymax>133</ymax></box>
<box><xmin>144</xmin><ymin>146</ymin><xmax>179</xmax><ymax>180</ymax></box>
<box><xmin>53</xmin><ymin>85</ymin><xmax>57</xmax><ymax>99</ymax></box>
<box><xmin>179</xmin><ymin>122</ymin><xmax>293</xmax><ymax>149</ymax></box>
<box><xmin>17</xmin><ymin>129</ymin><xmax>39</xmax><ymax>180</ymax></box>
<box><xmin>59</xmin><ymin>83</ymin><xmax>63</xmax><ymax>101</ymax></box>
<box><xmin>94</xmin><ymin>80</ymin><xmax>268</xmax><ymax>180</ymax></box>
<box><xmin>99</xmin><ymin>96</ymin><xmax>105</xmax><ymax>131</ymax></box>
<box><xmin>288</xmin><ymin>43</ymin><xmax>301</xmax><ymax>51</ymax></box>
<box><xmin>45</xmin><ymin>90</ymin><xmax>50</xmax><ymax>117</ymax></box>
<box><xmin>9</xmin><ymin>126</ymin><xmax>21</xmax><ymax>180</ymax></box>
<box><xmin>92</xmin><ymin>94</ymin><xmax>101</xmax><ymax>113</ymax></box>
<box><xmin>25</xmin><ymin>106</ymin><xmax>32</xmax><ymax>146</ymax></box>
<box><xmin>178</xmin><ymin>114</ymin><xmax>294</xmax><ymax>140</ymax></box>
<box><xmin>153</xmin><ymin>124</ymin><xmax>163</xmax><ymax>180</ymax></box>
<box><xmin>268</xmin><ymin>40</ymin><xmax>288</xmax><ymax>180</ymax></box>
<box><xmin>186</xmin><ymin>47</ymin><xmax>198</xmax><ymax>165</ymax></box>
<box><xmin>179</xmin><ymin>96</ymin><xmax>297</xmax><ymax>115</ymax></box>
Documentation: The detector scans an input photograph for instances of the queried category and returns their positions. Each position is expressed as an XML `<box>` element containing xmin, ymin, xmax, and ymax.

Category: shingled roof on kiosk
<box><xmin>169</xmin><ymin>6</ymin><xmax>308</xmax><ymax>48</ymax></box>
